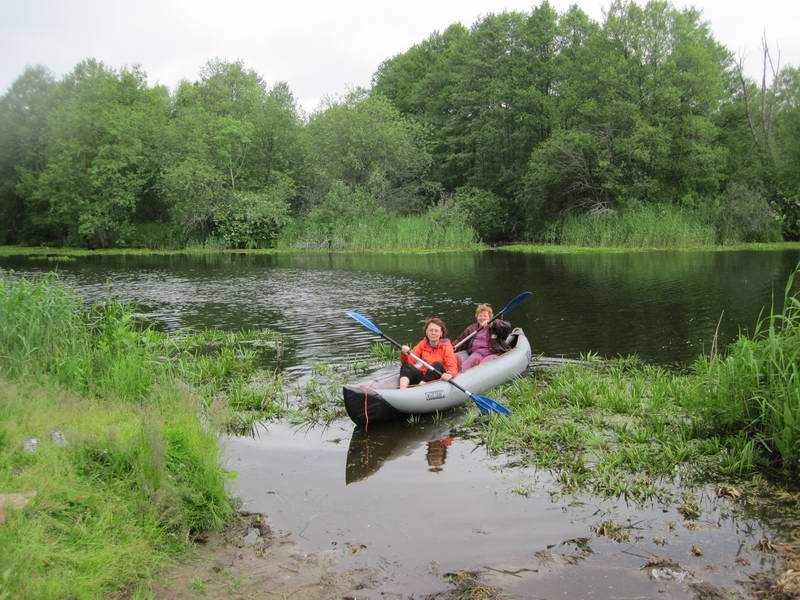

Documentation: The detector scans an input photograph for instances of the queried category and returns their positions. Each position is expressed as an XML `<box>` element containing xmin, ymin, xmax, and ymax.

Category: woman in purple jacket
<box><xmin>454</xmin><ymin>303</ymin><xmax>512</xmax><ymax>371</ymax></box>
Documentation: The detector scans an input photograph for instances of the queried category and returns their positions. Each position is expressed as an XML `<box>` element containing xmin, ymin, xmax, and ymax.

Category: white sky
<box><xmin>1</xmin><ymin>0</ymin><xmax>798</xmax><ymax>112</ymax></box>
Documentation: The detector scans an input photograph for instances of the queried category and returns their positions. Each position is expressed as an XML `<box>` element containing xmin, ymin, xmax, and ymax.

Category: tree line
<box><xmin>1</xmin><ymin>0</ymin><xmax>798</xmax><ymax>249</ymax></box>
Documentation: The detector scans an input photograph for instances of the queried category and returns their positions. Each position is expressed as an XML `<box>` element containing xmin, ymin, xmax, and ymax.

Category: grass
<box><xmin>543</xmin><ymin>204</ymin><xmax>716</xmax><ymax>248</ymax></box>
<box><xmin>279</xmin><ymin>212</ymin><xmax>478</xmax><ymax>251</ymax></box>
<box><xmin>0</xmin><ymin>379</ymin><xmax>231</xmax><ymax>599</ymax></box>
<box><xmin>498</xmin><ymin>241</ymin><xmax>800</xmax><ymax>254</ymax></box>
<box><xmin>0</xmin><ymin>273</ymin><xmax>300</xmax><ymax>597</ymax></box>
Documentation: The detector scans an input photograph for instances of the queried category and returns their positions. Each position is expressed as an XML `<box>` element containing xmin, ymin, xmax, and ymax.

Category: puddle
<box><xmin>223</xmin><ymin>415</ymin><xmax>782</xmax><ymax>598</ymax></box>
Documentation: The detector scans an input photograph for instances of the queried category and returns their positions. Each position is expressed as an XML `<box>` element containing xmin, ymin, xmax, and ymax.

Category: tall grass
<box><xmin>0</xmin><ymin>273</ymin><xmax>291</xmax><ymax>597</ymax></box>
<box><xmin>688</xmin><ymin>266</ymin><xmax>800</xmax><ymax>467</ymax></box>
<box><xmin>546</xmin><ymin>204</ymin><xmax>715</xmax><ymax>248</ymax></box>
<box><xmin>280</xmin><ymin>212</ymin><xmax>478</xmax><ymax>251</ymax></box>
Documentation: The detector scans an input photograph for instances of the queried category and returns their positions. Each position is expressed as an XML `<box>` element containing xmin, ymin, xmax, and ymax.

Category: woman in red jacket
<box><xmin>399</xmin><ymin>317</ymin><xmax>458</xmax><ymax>389</ymax></box>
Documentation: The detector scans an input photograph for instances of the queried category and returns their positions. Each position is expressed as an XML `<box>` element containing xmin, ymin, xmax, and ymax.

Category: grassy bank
<box><xmin>0</xmin><ymin>274</ymin><xmax>297</xmax><ymax>598</ymax></box>
<box><xmin>465</xmin><ymin>267</ymin><xmax>800</xmax><ymax>501</ymax></box>
<box><xmin>498</xmin><ymin>241</ymin><xmax>800</xmax><ymax>254</ymax></box>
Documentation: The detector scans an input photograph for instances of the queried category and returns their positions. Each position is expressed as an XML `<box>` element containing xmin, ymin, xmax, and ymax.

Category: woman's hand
<box><xmin>401</xmin><ymin>344</ymin><xmax>410</xmax><ymax>354</ymax></box>
<box><xmin>441</xmin><ymin>373</ymin><xmax>453</xmax><ymax>381</ymax></box>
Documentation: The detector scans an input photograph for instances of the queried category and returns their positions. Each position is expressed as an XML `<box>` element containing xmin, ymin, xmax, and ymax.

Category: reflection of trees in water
<box><xmin>426</xmin><ymin>437</ymin><xmax>454</xmax><ymax>473</ymax></box>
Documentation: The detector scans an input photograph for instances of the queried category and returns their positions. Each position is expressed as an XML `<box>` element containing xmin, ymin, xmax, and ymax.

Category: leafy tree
<box><xmin>306</xmin><ymin>91</ymin><xmax>432</xmax><ymax>212</ymax></box>
<box><xmin>302</xmin><ymin>180</ymin><xmax>378</xmax><ymax>247</ymax></box>
<box><xmin>160</xmin><ymin>157</ymin><xmax>228</xmax><ymax>239</ymax></box>
<box><xmin>452</xmin><ymin>186</ymin><xmax>515</xmax><ymax>244</ymax></box>
<box><xmin>0</xmin><ymin>66</ymin><xmax>57</xmax><ymax>243</ymax></box>
<box><xmin>16</xmin><ymin>60</ymin><xmax>169</xmax><ymax>246</ymax></box>
<box><xmin>164</xmin><ymin>60</ymin><xmax>307</xmax><ymax>234</ymax></box>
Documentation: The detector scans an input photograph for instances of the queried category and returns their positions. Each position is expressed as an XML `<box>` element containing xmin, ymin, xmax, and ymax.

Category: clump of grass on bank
<box><xmin>543</xmin><ymin>204</ymin><xmax>716</xmax><ymax>248</ymax></box>
<box><xmin>688</xmin><ymin>267</ymin><xmax>800</xmax><ymax>468</ymax></box>
<box><xmin>0</xmin><ymin>273</ymin><xmax>295</xmax><ymax>597</ymax></box>
<box><xmin>0</xmin><ymin>380</ymin><xmax>230</xmax><ymax>599</ymax></box>
<box><xmin>466</xmin><ymin>266</ymin><xmax>800</xmax><ymax>500</ymax></box>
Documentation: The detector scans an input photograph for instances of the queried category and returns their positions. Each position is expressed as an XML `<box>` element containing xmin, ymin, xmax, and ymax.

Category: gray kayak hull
<box><xmin>343</xmin><ymin>329</ymin><xmax>531</xmax><ymax>428</ymax></box>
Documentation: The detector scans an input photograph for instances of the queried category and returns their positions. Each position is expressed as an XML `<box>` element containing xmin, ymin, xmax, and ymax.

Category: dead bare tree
<box><xmin>735</xmin><ymin>33</ymin><xmax>782</xmax><ymax>164</ymax></box>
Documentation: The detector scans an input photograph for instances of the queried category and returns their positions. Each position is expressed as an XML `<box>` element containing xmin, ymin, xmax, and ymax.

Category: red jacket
<box><xmin>401</xmin><ymin>338</ymin><xmax>458</xmax><ymax>376</ymax></box>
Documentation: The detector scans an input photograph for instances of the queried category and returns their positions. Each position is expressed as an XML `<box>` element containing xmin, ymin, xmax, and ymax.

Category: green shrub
<box><xmin>452</xmin><ymin>186</ymin><xmax>513</xmax><ymax>244</ymax></box>
<box><xmin>213</xmin><ymin>175</ymin><xmax>294</xmax><ymax>248</ymax></box>
<box><xmin>708</xmin><ymin>183</ymin><xmax>783</xmax><ymax>244</ymax></box>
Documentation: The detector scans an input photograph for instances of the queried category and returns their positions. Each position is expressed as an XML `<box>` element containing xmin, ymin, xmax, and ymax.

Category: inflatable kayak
<box><xmin>343</xmin><ymin>328</ymin><xmax>531</xmax><ymax>428</ymax></box>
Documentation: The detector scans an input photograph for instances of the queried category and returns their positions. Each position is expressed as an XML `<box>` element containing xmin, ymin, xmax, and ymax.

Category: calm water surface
<box><xmin>3</xmin><ymin>248</ymin><xmax>797</xmax><ymax>597</ymax></box>
<box><xmin>3</xmin><ymin>249</ymin><xmax>799</xmax><ymax>372</ymax></box>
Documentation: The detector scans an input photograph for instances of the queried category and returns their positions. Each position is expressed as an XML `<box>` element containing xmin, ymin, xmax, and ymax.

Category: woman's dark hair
<box><xmin>423</xmin><ymin>317</ymin><xmax>447</xmax><ymax>338</ymax></box>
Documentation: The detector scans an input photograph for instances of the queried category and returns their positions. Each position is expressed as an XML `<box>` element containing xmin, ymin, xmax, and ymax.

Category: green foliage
<box><xmin>213</xmin><ymin>175</ymin><xmax>294</xmax><ymax>248</ymax></box>
<box><xmin>15</xmin><ymin>60</ymin><xmax>170</xmax><ymax>247</ymax></box>
<box><xmin>0</xmin><ymin>380</ymin><xmax>230</xmax><ymax>598</ymax></box>
<box><xmin>0</xmin><ymin>66</ymin><xmax>57</xmax><ymax>245</ymax></box>
<box><xmin>687</xmin><ymin>265</ymin><xmax>800</xmax><ymax>466</ymax></box>
<box><xmin>705</xmin><ymin>183</ymin><xmax>783</xmax><ymax>244</ymax></box>
<box><xmin>160</xmin><ymin>156</ymin><xmax>229</xmax><ymax>240</ymax></box>
<box><xmin>280</xmin><ymin>184</ymin><xmax>476</xmax><ymax>250</ymax></box>
<box><xmin>452</xmin><ymin>186</ymin><xmax>515</xmax><ymax>244</ymax></box>
<box><xmin>306</xmin><ymin>91</ymin><xmax>433</xmax><ymax>212</ymax></box>
<box><xmin>1</xmin><ymin>3</ymin><xmax>798</xmax><ymax>248</ymax></box>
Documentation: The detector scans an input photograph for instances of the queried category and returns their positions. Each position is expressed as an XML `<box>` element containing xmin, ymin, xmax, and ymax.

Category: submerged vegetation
<box><xmin>466</xmin><ymin>266</ymin><xmax>800</xmax><ymax>501</ymax></box>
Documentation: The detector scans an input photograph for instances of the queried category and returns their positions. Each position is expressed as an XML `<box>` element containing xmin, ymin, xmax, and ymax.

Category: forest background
<box><xmin>1</xmin><ymin>0</ymin><xmax>799</xmax><ymax>250</ymax></box>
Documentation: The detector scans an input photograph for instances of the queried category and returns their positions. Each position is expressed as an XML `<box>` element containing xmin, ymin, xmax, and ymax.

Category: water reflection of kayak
<box><xmin>345</xmin><ymin>420</ymin><xmax>458</xmax><ymax>484</ymax></box>
<box><xmin>342</xmin><ymin>329</ymin><xmax>531</xmax><ymax>428</ymax></box>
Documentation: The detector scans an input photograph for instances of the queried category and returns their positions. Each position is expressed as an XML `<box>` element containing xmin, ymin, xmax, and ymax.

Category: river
<box><xmin>3</xmin><ymin>247</ymin><xmax>798</xmax><ymax>598</ymax></box>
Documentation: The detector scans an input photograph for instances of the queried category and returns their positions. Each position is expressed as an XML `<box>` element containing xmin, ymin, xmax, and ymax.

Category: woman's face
<box><xmin>426</xmin><ymin>323</ymin><xmax>443</xmax><ymax>344</ymax></box>
<box><xmin>477</xmin><ymin>310</ymin><xmax>492</xmax><ymax>327</ymax></box>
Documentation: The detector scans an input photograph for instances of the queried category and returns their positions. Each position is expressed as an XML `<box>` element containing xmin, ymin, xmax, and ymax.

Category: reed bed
<box><xmin>282</xmin><ymin>212</ymin><xmax>478</xmax><ymax>251</ymax></box>
<box><xmin>547</xmin><ymin>204</ymin><xmax>715</xmax><ymax>248</ymax></box>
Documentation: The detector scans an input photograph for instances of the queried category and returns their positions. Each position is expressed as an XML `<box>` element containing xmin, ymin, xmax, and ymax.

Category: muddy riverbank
<box><xmin>161</xmin><ymin>417</ymin><xmax>795</xmax><ymax>600</ymax></box>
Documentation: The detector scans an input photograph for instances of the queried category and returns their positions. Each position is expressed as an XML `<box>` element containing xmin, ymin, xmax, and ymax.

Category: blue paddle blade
<box><xmin>345</xmin><ymin>311</ymin><xmax>383</xmax><ymax>336</ymax></box>
<box><xmin>472</xmin><ymin>394</ymin><xmax>511</xmax><ymax>416</ymax></box>
<box><xmin>500</xmin><ymin>291</ymin><xmax>532</xmax><ymax>315</ymax></box>
<box><xmin>472</xmin><ymin>396</ymin><xmax>491</xmax><ymax>415</ymax></box>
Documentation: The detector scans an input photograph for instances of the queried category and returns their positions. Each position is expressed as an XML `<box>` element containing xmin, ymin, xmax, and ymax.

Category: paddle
<box><xmin>453</xmin><ymin>291</ymin><xmax>533</xmax><ymax>351</ymax></box>
<box><xmin>345</xmin><ymin>311</ymin><xmax>511</xmax><ymax>416</ymax></box>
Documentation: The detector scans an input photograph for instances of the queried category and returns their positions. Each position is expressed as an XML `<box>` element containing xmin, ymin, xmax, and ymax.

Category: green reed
<box><xmin>687</xmin><ymin>265</ymin><xmax>800</xmax><ymax>467</ymax></box>
<box><xmin>281</xmin><ymin>212</ymin><xmax>478</xmax><ymax>251</ymax></box>
<box><xmin>548</xmin><ymin>204</ymin><xmax>715</xmax><ymax>248</ymax></box>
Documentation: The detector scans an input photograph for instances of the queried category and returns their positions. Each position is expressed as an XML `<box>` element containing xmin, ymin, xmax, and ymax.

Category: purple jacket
<box><xmin>454</xmin><ymin>319</ymin><xmax>512</xmax><ymax>355</ymax></box>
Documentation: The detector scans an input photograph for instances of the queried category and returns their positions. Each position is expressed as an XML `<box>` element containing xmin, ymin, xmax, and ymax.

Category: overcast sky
<box><xmin>2</xmin><ymin>0</ymin><xmax>798</xmax><ymax>112</ymax></box>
